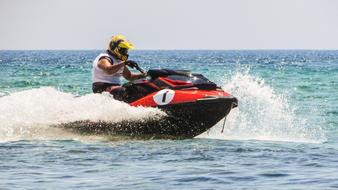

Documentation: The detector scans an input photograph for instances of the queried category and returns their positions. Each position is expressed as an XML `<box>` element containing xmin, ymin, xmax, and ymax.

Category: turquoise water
<box><xmin>0</xmin><ymin>50</ymin><xmax>337</xmax><ymax>189</ymax></box>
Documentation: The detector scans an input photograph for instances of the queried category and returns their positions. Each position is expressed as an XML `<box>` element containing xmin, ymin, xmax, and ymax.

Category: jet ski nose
<box><xmin>232</xmin><ymin>97</ymin><xmax>238</xmax><ymax>108</ymax></box>
<box><xmin>199</xmin><ymin>95</ymin><xmax>238</xmax><ymax>108</ymax></box>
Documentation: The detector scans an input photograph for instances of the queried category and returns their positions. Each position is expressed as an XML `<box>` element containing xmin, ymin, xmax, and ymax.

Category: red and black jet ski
<box><xmin>66</xmin><ymin>64</ymin><xmax>238</xmax><ymax>138</ymax></box>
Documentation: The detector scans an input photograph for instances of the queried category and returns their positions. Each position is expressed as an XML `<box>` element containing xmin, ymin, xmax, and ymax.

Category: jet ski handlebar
<box><xmin>125</xmin><ymin>60</ymin><xmax>146</xmax><ymax>75</ymax></box>
<box><xmin>134</xmin><ymin>63</ymin><xmax>145</xmax><ymax>75</ymax></box>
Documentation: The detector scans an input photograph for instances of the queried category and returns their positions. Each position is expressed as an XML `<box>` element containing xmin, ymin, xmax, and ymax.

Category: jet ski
<box><xmin>65</xmin><ymin>64</ymin><xmax>238</xmax><ymax>138</ymax></box>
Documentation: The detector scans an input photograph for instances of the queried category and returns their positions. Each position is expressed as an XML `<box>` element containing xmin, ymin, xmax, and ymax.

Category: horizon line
<box><xmin>1</xmin><ymin>49</ymin><xmax>338</xmax><ymax>51</ymax></box>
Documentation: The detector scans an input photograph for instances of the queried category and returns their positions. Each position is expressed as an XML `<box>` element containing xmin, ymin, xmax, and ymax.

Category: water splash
<box><xmin>0</xmin><ymin>87</ymin><xmax>165</xmax><ymax>142</ymax></box>
<box><xmin>198</xmin><ymin>70</ymin><xmax>326</xmax><ymax>143</ymax></box>
<box><xmin>0</xmin><ymin>74</ymin><xmax>327</xmax><ymax>143</ymax></box>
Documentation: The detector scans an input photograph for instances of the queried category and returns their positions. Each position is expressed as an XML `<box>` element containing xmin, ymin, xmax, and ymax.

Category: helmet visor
<box><xmin>119</xmin><ymin>47</ymin><xmax>129</xmax><ymax>56</ymax></box>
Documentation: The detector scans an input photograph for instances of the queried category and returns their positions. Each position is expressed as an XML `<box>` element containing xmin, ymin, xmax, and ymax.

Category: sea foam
<box><xmin>0</xmin><ymin>87</ymin><xmax>165</xmax><ymax>142</ymax></box>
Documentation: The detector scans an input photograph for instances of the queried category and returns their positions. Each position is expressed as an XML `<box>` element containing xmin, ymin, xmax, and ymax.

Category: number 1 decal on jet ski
<box><xmin>153</xmin><ymin>89</ymin><xmax>175</xmax><ymax>105</ymax></box>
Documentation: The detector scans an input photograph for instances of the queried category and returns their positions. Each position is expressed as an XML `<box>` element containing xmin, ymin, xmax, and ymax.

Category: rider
<box><xmin>92</xmin><ymin>35</ymin><xmax>145</xmax><ymax>100</ymax></box>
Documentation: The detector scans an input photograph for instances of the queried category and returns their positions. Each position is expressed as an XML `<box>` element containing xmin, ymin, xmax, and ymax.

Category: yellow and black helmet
<box><xmin>107</xmin><ymin>35</ymin><xmax>134</xmax><ymax>61</ymax></box>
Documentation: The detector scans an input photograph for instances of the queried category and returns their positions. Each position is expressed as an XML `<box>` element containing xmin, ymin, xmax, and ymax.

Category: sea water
<box><xmin>0</xmin><ymin>50</ymin><xmax>337</xmax><ymax>189</ymax></box>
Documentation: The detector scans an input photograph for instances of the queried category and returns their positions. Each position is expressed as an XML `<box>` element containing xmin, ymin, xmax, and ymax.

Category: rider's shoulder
<box><xmin>98</xmin><ymin>53</ymin><xmax>113</xmax><ymax>64</ymax></box>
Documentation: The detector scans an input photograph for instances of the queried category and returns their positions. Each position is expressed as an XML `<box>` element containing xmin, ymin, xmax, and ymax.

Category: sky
<box><xmin>1</xmin><ymin>0</ymin><xmax>338</xmax><ymax>50</ymax></box>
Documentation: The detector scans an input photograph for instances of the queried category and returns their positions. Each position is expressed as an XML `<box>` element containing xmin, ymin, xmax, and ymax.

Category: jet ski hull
<box><xmin>62</xmin><ymin>96</ymin><xmax>237</xmax><ymax>138</ymax></box>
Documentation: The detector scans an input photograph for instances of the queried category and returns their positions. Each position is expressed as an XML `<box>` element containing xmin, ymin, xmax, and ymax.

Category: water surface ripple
<box><xmin>0</xmin><ymin>50</ymin><xmax>337</xmax><ymax>189</ymax></box>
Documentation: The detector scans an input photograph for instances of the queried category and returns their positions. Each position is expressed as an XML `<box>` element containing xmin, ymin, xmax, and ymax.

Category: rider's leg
<box><xmin>106</xmin><ymin>86</ymin><xmax>127</xmax><ymax>101</ymax></box>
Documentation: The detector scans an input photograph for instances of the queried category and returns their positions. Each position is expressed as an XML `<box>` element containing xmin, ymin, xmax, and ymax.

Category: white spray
<box><xmin>0</xmin><ymin>87</ymin><xmax>165</xmax><ymax>142</ymax></box>
<box><xmin>198</xmin><ymin>71</ymin><xmax>326</xmax><ymax>143</ymax></box>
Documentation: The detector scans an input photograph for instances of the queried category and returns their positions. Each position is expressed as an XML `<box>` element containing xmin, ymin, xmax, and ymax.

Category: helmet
<box><xmin>107</xmin><ymin>35</ymin><xmax>134</xmax><ymax>61</ymax></box>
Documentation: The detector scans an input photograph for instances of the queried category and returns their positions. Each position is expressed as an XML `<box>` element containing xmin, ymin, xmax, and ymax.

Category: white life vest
<box><xmin>92</xmin><ymin>52</ymin><xmax>124</xmax><ymax>84</ymax></box>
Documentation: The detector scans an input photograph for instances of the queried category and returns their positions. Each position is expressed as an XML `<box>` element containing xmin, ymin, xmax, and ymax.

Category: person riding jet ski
<box><xmin>92</xmin><ymin>35</ymin><xmax>145</xmax><ymax>100</ymax></box>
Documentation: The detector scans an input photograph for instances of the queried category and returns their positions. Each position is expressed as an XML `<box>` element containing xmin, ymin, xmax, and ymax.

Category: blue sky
<box><xmin>1</xmin><ymin>0</ymin><xmax>338</xmax><ymax>50</ymax></box>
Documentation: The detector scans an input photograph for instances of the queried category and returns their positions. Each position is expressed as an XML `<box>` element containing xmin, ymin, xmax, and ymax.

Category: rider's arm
<box><xmin>123</xmin><ymin>66</ymin><xmax>144</xmax><ymax>81</ymax></box>
<box><xmin>97</xmin><ymin>58</ymin><xmax>126</xmax><ymax>75</ymax></box>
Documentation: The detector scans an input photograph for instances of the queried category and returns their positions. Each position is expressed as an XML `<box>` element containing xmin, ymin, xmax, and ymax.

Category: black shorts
<box><xmin>92</xmin><ymin>82</ymin><xmax>126</xmax><ymax>101</ymax></box>
<box><xmin>92</xmin><ymin>82</ymin><xmax>119</xmax><ymax>93</ymax></box>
